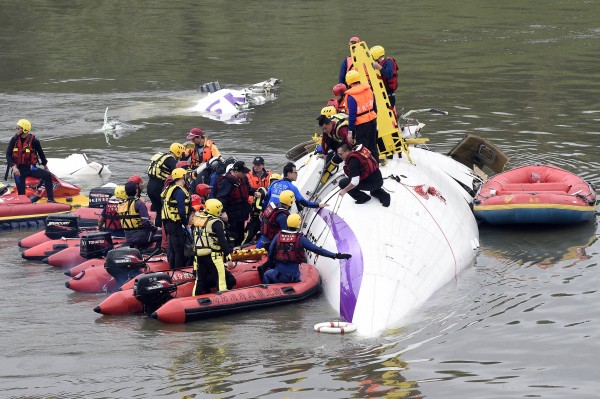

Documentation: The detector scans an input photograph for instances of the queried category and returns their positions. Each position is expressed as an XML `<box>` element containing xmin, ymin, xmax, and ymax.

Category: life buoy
<box><xmin>314</xmin><ymin>321</ymin><xmax>356</xmax><ymax>334</ymax></box>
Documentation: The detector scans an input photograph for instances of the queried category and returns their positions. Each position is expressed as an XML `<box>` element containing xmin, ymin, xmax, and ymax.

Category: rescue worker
<box><xmin>242</xmin><ymin>173</ymin><xmax>281</xmax><ymax>245</ymax></box>
<box><xmin>370</xmin><ymin>45</ymin><xmax>399</xmax><ymax>109</ymax></box>
<box><xmin>215</xmin><ymin>161</ymin><xmax>252</xmax><ymax>246</ymax></box>
<box><xmin>97</xmin><ymin>185</ymin><xmax>126</xmax><ymax>237</ymax></box>
<box><xmin>147</xmin><ymin>143</ymin><xmax>185</xmax><ymax>228</ymax></box>
<box><xmin>337</xmin><ymin>142</ymin><xmax>391</xmax><ymax>206</ymax></box>
<box><xmin>118</xmin><ymin>181</ymin><xmax>155</xmax><ymax>249</ymax></box>
<box><xmin>256</xmin><ymin>189</ymin><xmax>294</xmax><ymax>249</ymax></box>
<box><xmin>263</xmin><ymin>162</ymin><xmax>328</xmax><ymax>210</ymax></box>
<box><xmin>127</xmin><ymin>174</ymin><xmax>145</xmax><ymax>195</ymax></box>
<box><xmin>338</xmin><ymin>36</ymin><xmax>361</xmax><ymax>84</ymax></box>
<box><xmin>195</xmin><ymin>183</ymin><xmax>212</xmax><ymax>202</ymax></box>
<box><xmin>160</xmin><ymin>167</ymin><xmax>191</xmax><ymax>269</ymax></box>
<box><xmin>316</xmin><ymin>107</ymin><xmax>354</xmax><ymax>184</ymax></box>
<box><xmin>6</xmin><ymin>119</ymin><xmax>56</xmax><ymax>202</ymax></box>
<box><xmin>183</xmin><ymin>128</ymin><xmax>220</xmax><ymax>168</ymax></box>
<box><xmin>345</xmin><ymin>69</ymin><xmax>379</xmax><ymax>163</ymax></box>
<box><xmin>327</xmin><ymin>83</ymin><xmax>348</xmax><ymax>113</ymax></box>
<box><xmin>191</xmin><ymin>198</ymin><xmax>236</xmax><ymax>295</ymax></box>
<box><xmin>264</xmin><ymin>214</ymin><xmax>351</xmax><ymax>284</ymax></box>
<box><xmin>246</xmin><ymin>156</ymin><xmax>271</xmax><ymax>192</ymax></box>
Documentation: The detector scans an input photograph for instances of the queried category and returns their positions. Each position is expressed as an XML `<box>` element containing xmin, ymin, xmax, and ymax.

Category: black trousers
<box><xmin>355</xmin><ymin>119</ymin><xmax>379</xmax><ymax>162</ymax></box>
<box><xmin>339</xmin><ymin>169</ymin><xmax>387</xmax><ymax>202</ymax></box>
<box><xmin>227</xmin><ymin>218</ymin><xmax>246</xmax><ymax>246</ymax></box>
<box><xmin>15</xmin><ymin>166</ymin><xmax>54</xmax><ymax>201</ymax></box>
<box><xmin>193</xmin><ymin>253</ymin><xmax>236</xmax><ymax>295</ymax></box>
<box><xmin>146</xmin><ymin>177</ymin><xmax>165</xmax><ymax>227</ymax></box>
<box><xmin>163</xmin><ymin>220</ymin><xmax>186</xmax><ymax>269</ymax></box>
<box><xmin>242</xmin><ymin>215</ymin><xmax>261</xmax><ymax>245</ymax></box>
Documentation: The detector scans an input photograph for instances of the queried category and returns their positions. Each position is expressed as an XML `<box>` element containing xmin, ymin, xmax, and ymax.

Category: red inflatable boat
<box><xmin>94</xmin><ymin>258</ymin><xmax>266</xmax><ymax>315</ymax></box>
<box><xmin>18</xmin><ymin>210</ymin><xmax>103</xmax><ymax>249</ymax></box>
<box><xmin>0</xmin><ymin>174</ymin><xmax>89</xmax><ymax>227</ymax></box>
<box><xmin>66</xmin><ymin>250</ymin><xmax>172</xmax><ymax>293</ymax></box>
<box><xmin>151</xmin><ymin>263</ymin><xmax>321</xmax><ymax>324</ymax></box>
<box><xmin>473</xmin><ymin>164</ymin><xmax>597</xmax><ymax>224</ymax></box>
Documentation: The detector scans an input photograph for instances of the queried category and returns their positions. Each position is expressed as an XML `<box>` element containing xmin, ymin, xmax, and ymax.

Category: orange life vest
<box><xmin>346</xmin><ymin>84</ymin><xmax>377</xmax><ymax>125</ymax></box>
<box><xmin>246</xmin><ymin>169</ymin><xmax>271</xmax><ymax>190</ymax></box>
<box><xmin>188</xmin><ymin>140</ymin><xmax>217</xmax><ymax>167</ymax></box>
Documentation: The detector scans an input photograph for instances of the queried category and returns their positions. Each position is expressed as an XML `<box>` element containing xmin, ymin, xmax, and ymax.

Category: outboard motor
<box><xmin>80</xmin><ymin>231</ymin><xmax>114</xmax><ymax>259</ymax></box>
<box><xmin>88</xmin><ymin>186</ymin><xmax>117</xmax><ymax>209</ymax></box>
<box><xmin>133</xmin><ymin>272</ymin><xmax>176</xmax><ymax>314</ymax></box>
<box><xmin>45</xmin><ymin>213</ymin><xmax>79</xmax><ymax>239</ymax></box>
<box><xmin>104</xmin><ymin>247</ymin><xmax>146</xmax><ymax>286</ymax></box>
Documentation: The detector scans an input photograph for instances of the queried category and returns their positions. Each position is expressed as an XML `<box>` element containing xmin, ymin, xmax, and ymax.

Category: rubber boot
<box><xmin>320</xmin><ymin>160</ymin><xmax>339</xmax><ymax>184</ymax></box>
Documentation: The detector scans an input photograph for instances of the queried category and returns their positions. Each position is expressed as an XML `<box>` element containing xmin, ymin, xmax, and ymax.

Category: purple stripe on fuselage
<box><xmin>317</xmin><ymin>208</ymin><xmax>363</xmax><ymax>322</ymax></box>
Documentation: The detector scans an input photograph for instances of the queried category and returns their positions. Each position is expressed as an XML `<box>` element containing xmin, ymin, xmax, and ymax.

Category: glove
<box><xmin>335</xmin><ymin>253</ymin><xmax>351</xmax><ymax>260</ymax></box>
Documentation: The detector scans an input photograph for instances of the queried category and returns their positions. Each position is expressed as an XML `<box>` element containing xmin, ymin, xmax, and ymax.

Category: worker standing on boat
<box><xmin>127</xmin><ymin>174</ymin><xmax>145</xmax><ymax>195</ymax></box>
<box><xmin>161</xmin><ymin>168</ymin><xmax>191</xmax><ymax>269</ymax></box>
<box><xmin>246</xmin><ymin>156</ymin><xmax>271</xmax><ymax>192</ymax></box>
<box><xmin>97</xmin><ymin>185</ymin><xmax>126</xmax><ymax>237</ymax></box>
<box><xmin>215</xmin><ymin>161</ymin><xmax>252</xmax><ymax>246</ymax></box>
<box><xmin>263</xmin><ymin>162</ymin><xmax>328</xmax><ymax>210</ymax></box>
<box><xmin>191</xmin><ymin>198</ymin><xmax>236</xmax><ymax>295</ymax></box>
<box><xmin>6</xmin><ymin>119</ymin><xmax>56</xmax><ymax>202</ymax></box>
<box><xmin>183</xmin><ymin>128</ymin><xmax>220</xmax><ymax>193</ymax></box>
<box><xmin>337</xmin><ymin>143</ymin><xmax>391</xmax><ymax>206</ymax></box>
<box><xmin>118</xmin><ymin>182</ymin><xmax>155</xmax><ymax>249</ymax></box>
<box><xmin>338</xmin><ymin>36</ymin><xmax>361</xmax><ymax>84</ymax></box>
<box><xmin>183</xmin><ymin>128</ymin><xmax>220</xmax><ymax>168</ymax></box>
<box><xmin>370</xmin><ymin>45</ymin><xmax>399</xmax><ymax>110</ymax></box>
<box><xmin>147</xmin><ymin>143</ymin><xmax>185</xmax><ymax>228</ymax></box>
<box><xmin>242</xmin><ymin>173</ymin><xmax>281</xmax><ymax>246</ymax></box>
<box><xmin>264</xmin><ymin>214</ymin><xmax>351</xmax><ymax>284</ymax></box>
<box><xmin>345</xmin><ymin>70</ymin><xmax>379</xmax><ymax>163</ymax></box>
<box><xmin>317</xmin><ymin>107</ymin><xmax>353</xmax><ymax>184</ymax></box>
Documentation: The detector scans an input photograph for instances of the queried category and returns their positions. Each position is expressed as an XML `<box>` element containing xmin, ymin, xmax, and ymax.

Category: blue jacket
<box><xmin>263</xmin><ymin>178</ymin><xmax>319</xmax><ymax>209</ymax></box>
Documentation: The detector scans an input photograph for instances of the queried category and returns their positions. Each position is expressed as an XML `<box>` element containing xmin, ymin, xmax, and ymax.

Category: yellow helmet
<box><xmin>17</xmin><ymin>119</ymin><xmax>32</xmax><ymax>133</ymax></box>
<box><xmin>279</xmin><ymin>190</ymin><xmax>295</xmax><ymax>206</ymax></box>
<box><xmin>345</xmin><ymin>70</ymin><xmax>361</xmax><ymax>86</ymax></box>
<box><xmin>171</xmin><ymin>168</ymin><xmax>187</xmax><ymax>180</ymax></box>
<box><xmin>287</xmin><ymin>213</ymin><xmax>302</xmax><ymax>229</ymax></box>
<box><xmin>205</xmin><ymin>198</ymin><xmax>223</xmax><ymax>217</ymax></box>
<box><xmin>370</xmin><ymin>45</ymin><xmax>385</xmax><ymax>60</ymax></box>
<box><xmin>269</xmin><ymin>173</ymin><xmax>281</xmax><ymax>185</ymax></box>
<box><xmin>169</xmin><ymin>142</ymin><xmax>186</xmax><ymax>159</ymax></box>
<box><xmin>320</xmin><ymin>106</ymin><xmax>337</xmax><ymax>118</ymax></box>
<box><xmin>114</xmin><ymin>185</ymin><xmax>127</xmax><ymax>200</ymax></box>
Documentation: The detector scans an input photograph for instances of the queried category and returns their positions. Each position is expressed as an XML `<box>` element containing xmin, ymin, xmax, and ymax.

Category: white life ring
<box><xmin>314</xmin><ymin>321</ymin><xmax>356</xmax><ymax>334</ymax></box>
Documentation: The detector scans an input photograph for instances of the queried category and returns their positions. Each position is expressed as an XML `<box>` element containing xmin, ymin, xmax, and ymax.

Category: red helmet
<box><xmin>127</xmin><ymin>174</ymin><xmax>143</xmax><ymax>184</ymax></box>
<box><xmin>196</xmin><ymin>183</ymin><xmax>211</xmax><ymax>197</ymax></box>
<box><xmin>349</xmin><ymin>36</ymin><xmax>361</xmax><ymax>45</ymax></box>
<box><xmin>176</xmin><ymin>160</ymin><xmax>191</xmax><ymax>170</ymax></box>
<box><xmin>332</xmin><ymin>83</ymin><xmax>347</xmax><ymax>97</ymax></box>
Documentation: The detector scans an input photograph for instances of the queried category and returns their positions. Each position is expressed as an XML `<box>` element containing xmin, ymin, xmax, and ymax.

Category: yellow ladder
<box><xmin>350</xmin><ymin>41</ymin><xmax>412</xmax><ymax>163</ymax></box>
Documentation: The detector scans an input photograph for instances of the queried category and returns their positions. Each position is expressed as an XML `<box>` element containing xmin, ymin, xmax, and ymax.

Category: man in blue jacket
<box><xmin>263</xmin><ymin>162</ymin><xmax>328</xmax><ymax>210</ymax></box>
